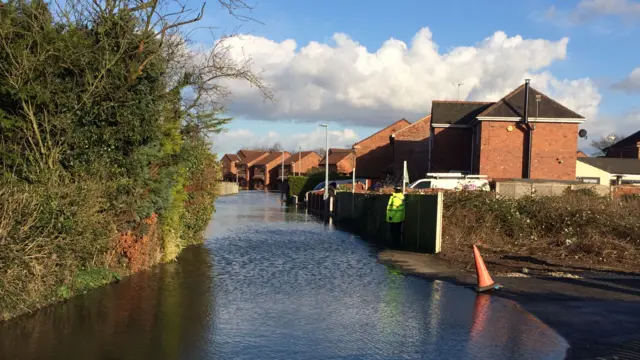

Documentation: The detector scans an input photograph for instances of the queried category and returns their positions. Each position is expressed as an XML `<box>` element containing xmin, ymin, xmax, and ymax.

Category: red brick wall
<box><xmin>430</xmin><ymin>127</ymin><xmax>472</xmax><ymax>173</ymax></box>
<box><xmin>336</xmin><ymin>156</ymin><xmax>355</xmax><ymax>174</ymax></box>
<box><xmin>612</xmin><ymin>185</ymin><xmax>640</xmax><ymax>199</ymax></box>
<box><xmin>394</xmin><ymin>116</ymin><xmax>431</xmax><ymax>180</ymax></box>
<box><xmin>292</xmin><ymin>153</ymin><xmax>322</xmax><ymax>175</ymax></box>
<box><xmin>478</xmin><ymin>121</ymin><xmax>578</xmax><ymax>180</ymax></box>
<box><xmin>354</xmin><ymin>120</ymin><xmax>410</xmax><ymax>179</ymax></box>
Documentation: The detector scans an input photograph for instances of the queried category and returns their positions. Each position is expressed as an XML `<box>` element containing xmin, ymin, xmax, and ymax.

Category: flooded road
<box><xmin>0</xmin><ymin>192</ymin><xmax>569</xmax><ymax>359</ymax></box>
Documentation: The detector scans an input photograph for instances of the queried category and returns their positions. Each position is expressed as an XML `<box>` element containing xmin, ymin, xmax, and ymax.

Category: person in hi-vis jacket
<box><xmin>386</xmin><ymin>185</ymin><xmax>405</xmax><ymax>248</ymax></box>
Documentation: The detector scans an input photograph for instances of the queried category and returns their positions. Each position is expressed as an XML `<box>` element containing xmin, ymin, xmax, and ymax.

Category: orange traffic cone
<box><xmin>473</xmin><ymin>245</ymin><xmax>501</xmax><ymax>292</ymax></box>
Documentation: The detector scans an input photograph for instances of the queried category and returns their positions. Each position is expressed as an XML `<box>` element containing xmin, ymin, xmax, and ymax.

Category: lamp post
<box><xmin>351</xmin><ymin>145</ymin><xmax>359</xmax><ymax>194</ymax></box>
<box><xmin>281</xmin><ymin>151</ymin><xmax>285</xmax><ymax>201</ymax></box>
<box><xmin>319</xmin><ymin>124</ymin><xmax>329</xmax><ymax>201</ymax></box>
<box><xmin>298</xmin><ymin>145</ymin><xmax>302</xmax><ymax>176</ymax></box>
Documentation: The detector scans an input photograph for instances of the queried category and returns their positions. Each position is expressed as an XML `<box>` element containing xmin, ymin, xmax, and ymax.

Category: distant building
<box><xmin>221</xmin><ymin>153</ymin><xmax>241</xmax><ymax>181</ymax></box>
<box><xmin>603</xmin><ymin>130</ymin><xmax>640</xmax><ymax>159</ymax></box>
<box><xmin>319</xmin><ymin>148</ymin><xmax>355</xmax><ymax>174</ymax></box>
<box><xmin>235</xmin><ymin>150</ymin><xmax>269</xmax><ymax>189</ymax></box>
<box><xmin>577</xmin><ymin>157</ymin><xmax>640</xmax><ymax>185</ymax></box>
<box><xmin>285</xmin><ymin>151</ymin><xmax>322</xmax><ymax>176</ymax></box>
<box><xmin>250</xmin><ymin>151</ymin><xmax>291</xmax><ymax>190</ymax></box>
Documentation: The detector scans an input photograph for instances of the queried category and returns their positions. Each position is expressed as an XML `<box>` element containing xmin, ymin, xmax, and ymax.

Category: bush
<box><xmin>0</xmin><ymin>176</ymin><xmax>117</xmax><ymax>320</ymax></box>
<box><xmin>0</xmin><ymin>1</ymin><xmax>227</xmax><ymax>320</ymax></box>
<box><xmin>287</xmin><ymin>173</ymin><xmax>353</xmax><ymax>199</ymax></box>
<box><xmin>287</xmin><ymin>176</ymin><xmax>309</xmax><ymax>199</ymax></box>
<box><xmin>442</xmin><ymin>191</ymin><xmax>640</xmax><ymax>268</ymax></box>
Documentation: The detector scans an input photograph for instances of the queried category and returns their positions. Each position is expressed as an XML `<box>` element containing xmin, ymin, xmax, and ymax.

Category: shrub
<box><xmin>287</xmin><ymin>173</ymin><xmax>352</xmax><ymax>199</ymax></box>
<box><xmin>287</xmin><ymin>176</ymin><xmax>309</xmax><ymax>199</ymax></box>
<box><xmin>0</xmin><ymin>175</ymin><xmax>117</xmax><ymax>320</ymax></box>
<box><xmin>442</xmin><ymin>191</ymin><xmax>640</xmax><ymax>268</ymax></box>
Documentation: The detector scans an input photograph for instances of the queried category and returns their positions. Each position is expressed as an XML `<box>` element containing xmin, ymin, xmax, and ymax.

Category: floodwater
<box><xmin>0</xmin><ymin>191</ymin><xmax>569</xmax><ymax>359</ymax></box>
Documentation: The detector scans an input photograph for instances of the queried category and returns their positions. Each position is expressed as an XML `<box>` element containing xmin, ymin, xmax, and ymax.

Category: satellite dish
<box><xmin>578</xmin><ymin>129</ymin><xmax>588</xmax><ymax>139</ymax></box>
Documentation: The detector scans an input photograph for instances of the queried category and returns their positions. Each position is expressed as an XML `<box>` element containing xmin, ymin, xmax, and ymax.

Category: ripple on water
<box><xmin>0</xmin><ymin>192</ymin><xmax>568</xmax><ymax>360</ymax></box>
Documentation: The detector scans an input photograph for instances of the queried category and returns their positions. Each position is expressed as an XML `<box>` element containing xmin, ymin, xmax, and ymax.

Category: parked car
<box><xmin>408</xmin><ymin>173</ymin><xmax>490</xmax><ymax>191</ymax></box>
<box><xmin>310</xmin><ymin>178</ymin><xmax>368</xmax><ymax>197</ymax></box>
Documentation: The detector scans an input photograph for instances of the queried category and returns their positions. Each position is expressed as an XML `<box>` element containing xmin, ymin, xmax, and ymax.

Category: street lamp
<box><xmin>351</xmin><ymin>145</ymin><xmax>360</xmax><ymax>194</ymax></box>
<box><xmin>297</xmin><ymin>145</ymin><xmax>302</xmax><ymax>176</ymax></box>
<box><xmin>319</xmin><ymin>124</ymin><xmax>329</xmax><ymax>201</ymax></box>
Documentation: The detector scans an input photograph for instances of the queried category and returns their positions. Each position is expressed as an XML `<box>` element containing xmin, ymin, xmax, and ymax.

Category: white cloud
<box><xmin>212</xmin><ymin>28</ymin><xmax>600</xmax><ymax>127</ymax></box>
<box><xmin>543</xmin><ymin>0</ymin><xmax>640</xmax><ymax>27</ymax></box>
<box><xmin>570</xmin><ymin>0</ymin><xmax>640</xmax><ymax>22</ymax></box>
<box><xmin>613</xmin><ymin>67</ymin><xmax>640</xmax><ymax>93</ymax></box>
<box><xmin>210</xmin><ymin>127</ymin><xmax>359</xmax><ymax>155</ymax></box>
<box><xmin>583</xmin><ymin>109</ymin><xmax>640</xmax><ymax>140</ymax></box>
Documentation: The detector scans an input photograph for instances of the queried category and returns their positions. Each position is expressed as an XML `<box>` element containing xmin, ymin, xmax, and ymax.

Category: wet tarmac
<box><xmin>0</xmin><ymin>191</ymin><xmax>569</xmax><ymax>359</ymax></box>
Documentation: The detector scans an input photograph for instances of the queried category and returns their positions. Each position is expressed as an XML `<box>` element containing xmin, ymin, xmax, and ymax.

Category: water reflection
<box><xmin>0</xmin><ymin>191</ymin><xmax>568</xmax><ymax>360</ymax></box>
<box><xmin>0</xmin><ymin>246</ymin><xmax>215</xmax><ymax>360</ymax></box>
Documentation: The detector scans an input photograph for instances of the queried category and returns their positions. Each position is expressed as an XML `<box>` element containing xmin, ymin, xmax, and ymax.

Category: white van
<box><xmin>408</xmin><ymin>173</ymin><xmax>490</xmax><ymax>191</ymax></box>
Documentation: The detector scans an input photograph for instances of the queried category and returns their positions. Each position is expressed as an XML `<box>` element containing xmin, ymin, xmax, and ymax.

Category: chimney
<box><xmin>524</xmin><ymin>79</ymin><xmax>533</xmax><ymax>179</ymax></box>
<box><xmin>523</xmin><ymin>79</ymin><xmax>530</xmax><ymax>125</ymax></box>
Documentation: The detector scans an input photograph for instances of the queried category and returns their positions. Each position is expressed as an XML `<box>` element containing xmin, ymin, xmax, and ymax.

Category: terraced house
<box><xmin>221</xmin><ymin>153</ymin><xmax>241</xmax><ymax>181</ymax></box>
<box><xmin>284</xmin><ymin>151</ymin><xmax>322</xmax><ymax>176</ymax></box>
<box><xmin>234</xmin><ymin>150</ymin><xmax>269</xmax><ymax>189</ymax></box>
<box><xmin>250</xmin><ymin>151</ymin><xmax>291</xmax><ymax>190</ymax></box>
<box><xmin>319</xmin><ymin>148</ymin><xmax>355</xmax><ymax>175</ymax></box>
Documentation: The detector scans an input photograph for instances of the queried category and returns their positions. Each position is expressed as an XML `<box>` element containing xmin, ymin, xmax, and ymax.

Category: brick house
<box><xmin>353</xmin><ymin>119</ymin><xmax>411</xmax><ymax>179</ymax></box>
<box><xmin>603</xmin><ymin>130</ymin><xmax>640</xmax><ymax>159</ymax></box>
<box><xmin>285</xmin><ymin>151</ymin><xmax>322</xmax><ymax>176</ymax></box>
<box><xmin>221</xmin><ymin>153</ymin><xmax>241</xmax><ymax>181</ymax></box>
<box><xmin>235</xmin><ymin>150</ymin><xmax>269</xmax><ymax>188</ymax></box>
<box><xmin>319</xmin><ymin>148</ymin><xmax>355</xmax><ymax>174</ymax></box>
<box><xmin>391</xmin><ymin>115</ymin><xmax>431</xmax><ymax>181</ymax></box>
<box><xmin>354</xmin><ymin>116</ymin><xmax>433</xmax><ymax>182</ymax></box>
<box><xmin>250</xmin><ymin>151</ymin><xmax>291</xmax><ymax>190</ymax></box>
<box><xmin>429</xmin><ymin>80</ymin><xmax>585</xmax><ymax>180</ymax></box>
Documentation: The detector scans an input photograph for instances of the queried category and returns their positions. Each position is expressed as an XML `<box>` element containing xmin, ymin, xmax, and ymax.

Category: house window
<box><xmin>621</xmin><ymin>180</ymin><xmax>640</xmax><ymax>185</ymax></box>
<box><xmin>577</xmin><ymin>177</ymin><xmax>600</xmax><ymax>184</ymax></box>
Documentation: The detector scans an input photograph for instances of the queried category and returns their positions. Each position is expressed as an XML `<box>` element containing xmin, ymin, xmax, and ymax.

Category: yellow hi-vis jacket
<box><xmin>386</xmin><ymin>193</ymin><xmax>405</xmax><ymax>223</ymax></box>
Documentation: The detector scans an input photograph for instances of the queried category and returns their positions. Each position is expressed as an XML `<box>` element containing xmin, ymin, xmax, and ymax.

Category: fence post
<box><xmin>434</xmin><ymin>192</ymin><xmax>443</xmax><ymax>253</ymax></box>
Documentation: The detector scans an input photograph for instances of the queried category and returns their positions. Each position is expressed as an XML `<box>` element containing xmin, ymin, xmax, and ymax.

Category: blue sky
<box><xmin>195</xmin><ymin>0</ymin><xmax>640</xmax><ymax>154</ymax></box>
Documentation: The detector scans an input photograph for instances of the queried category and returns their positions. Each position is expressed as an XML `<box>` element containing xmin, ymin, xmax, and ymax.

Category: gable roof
<box><xmin>253</xmin><ymin>151</ymin><xmax>290</xmax><ymax>166</ymax></box>
<box><xmin>354</xmin><ymin>118</ymin><xmax>411</xmax><ymax>146</ymax></box>
<box><xmin>577</xmin><ymin>151</ymin><xmax>588</xmax><ymax>158</ymax></box>
<box><xmin>319</xmin><ymin>148</ymin><xmax>353</xmax><ymax>165</ymax></box>
<box><xmin>396</xmin><ymin>115</ymin><xmax>431</xmax><ymax>135</ymax></box>
<box><xmin>286</xmin><ymin>151</ymin><xmax>319</xmax><ymax>164</ymax></box>
<box><xmin>603</xmin><ymin>130</ymin><xmax>640</xmax><ymax>152</ymax></box>
<box><xmin>478</xmin><ymin>84</ymin><xmax>584</xmax><ymax>119</ymax></box>
<box><xmin>236</xmin><ymin>150</ymin><xmax>268</xmax><ymax>165</ymax></box>
<box><xmin>222</xmin><ymin>153</ymin><xmax>240</xmax><ymax>162</ymax></box>
<box><xmin>431</xmin><ymin>101</ymin><xmax>494</xmax><ymax>125</ymax></box>
<box><xmin>578</xmin><ymin>157</ymin><xmax>640</xmax><ymax>175</ymax></box>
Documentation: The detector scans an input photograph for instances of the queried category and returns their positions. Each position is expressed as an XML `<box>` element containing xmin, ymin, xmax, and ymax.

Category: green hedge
<box><xmin>287</xmin><ymin>172</ymin><xmax>352</xmax><ymax>200</ymax></box>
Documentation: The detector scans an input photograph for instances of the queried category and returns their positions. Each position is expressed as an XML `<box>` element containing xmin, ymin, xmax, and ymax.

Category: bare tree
<box><xmin>254</xmin><ymin>143</ymin><xmax>283</xmax><ymax>152</ymax></box>
<box><xmin>591</xmin><ymin>133</ymin><xmax>626</xmax><ymax>156</ymax></box>
<box><xmin>311</xmin><ymin>147</ymin><xmax>326</xmax><ymax>156</ymax></box>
